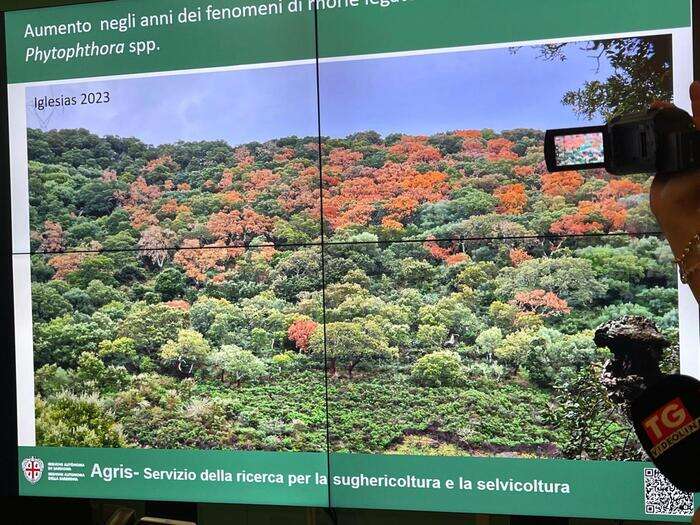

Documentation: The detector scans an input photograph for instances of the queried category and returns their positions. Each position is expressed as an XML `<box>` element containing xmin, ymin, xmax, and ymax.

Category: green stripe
<box><xmin>317</xmin><ymin>0</ymin><xmax>690</xmax><ymax>58</ymax></box>
<box><xmin>328</xmin><ymin>453</ymin><xmax>694</xmax><ymax>521</ymax></box>
<box><xmin>20</xmin><ymin>447</ymin><xmax>695</xmax><ymax>521</ymax></box>
<box><xmin>5</xmin><ymin>0</ymin><xmax>316</xmax><ymax>84</ymax></box>
<box><xmin>5</xmin><ymin>0</ymin><xmax>691</xmax><ymax>83</ymax></box>
<box><xmin>19</xmin><ymin>446</ymin><xmax>329</xmax><ymax>506</ymax></box>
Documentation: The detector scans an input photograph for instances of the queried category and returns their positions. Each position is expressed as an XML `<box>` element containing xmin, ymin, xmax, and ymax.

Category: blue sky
<box><xmin>26</xmin><ymin>43</ymin><xmax>613</xmax><ymax>145</ymax></box>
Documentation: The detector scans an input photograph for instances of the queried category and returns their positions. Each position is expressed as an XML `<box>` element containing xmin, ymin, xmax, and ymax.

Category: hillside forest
<box><xmin>24</xmin><ymin>124</ymin><xmax>680</xmax><ymax>461</ymax></box>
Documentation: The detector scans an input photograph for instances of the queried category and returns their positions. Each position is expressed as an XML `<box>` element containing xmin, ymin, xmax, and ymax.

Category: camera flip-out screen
<box><xmin>555</xmin><ymin>132</ymin><xmax>605</xmax><ymax>166</ymax></box>
<box><xmin>545</xmin><ymin>126</ymin><xmax>606</xmax><ymax>171</ymax></box>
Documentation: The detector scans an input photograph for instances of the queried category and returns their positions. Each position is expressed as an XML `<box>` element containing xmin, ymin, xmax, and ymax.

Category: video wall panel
<box><xmin>4</xmin><ymin>0</ymin><xmax>699</xmax><ymax>520</ymax></box>
<box><xmin>23</xmin><ymin>66</ymin><xmax>323</xmax><ymax>255</ymax></box>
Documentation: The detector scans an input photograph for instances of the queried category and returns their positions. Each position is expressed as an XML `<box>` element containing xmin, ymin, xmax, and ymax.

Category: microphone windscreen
<box><xmin>631</xmin><ymin>374</ymin><xmax>700</xmax><ymax>491</ymax></box>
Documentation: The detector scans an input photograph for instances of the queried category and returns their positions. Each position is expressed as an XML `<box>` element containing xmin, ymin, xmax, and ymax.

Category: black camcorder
<box><xmin>545</xmin><ymin>107</ymin><xmax>700</xmax><ymax>175</ymax></box>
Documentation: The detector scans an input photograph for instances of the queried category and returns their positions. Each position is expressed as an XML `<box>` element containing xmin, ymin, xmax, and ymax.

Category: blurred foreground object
<box><xmin>595</xmin><ymin>315</ymin><xmax>700</xmax><ymax>491</ymax></box>
<box><xmin>596</xmin><ymin>316</ymin><xmax>668</xmax><ymax>411</ymax></box>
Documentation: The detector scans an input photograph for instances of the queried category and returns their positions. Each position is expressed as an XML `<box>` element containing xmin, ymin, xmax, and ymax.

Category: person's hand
<box><xmin>650</xmin><ymin>82</ymin><xmax>700</xmax><ymax>300</ymax></box>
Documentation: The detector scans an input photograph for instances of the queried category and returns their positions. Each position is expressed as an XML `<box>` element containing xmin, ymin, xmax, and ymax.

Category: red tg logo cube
<box><xmin>643</xmin><ymin>397</ymin><xmax>692</xmax><ymax>446</ymax></box>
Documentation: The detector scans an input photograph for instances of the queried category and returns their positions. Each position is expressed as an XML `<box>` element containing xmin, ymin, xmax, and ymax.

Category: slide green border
<box><xmin>5</xmin><ymin>0</ymin><xmax>691</xmax><ymax>83</ymax></box>
<box><xmin>18</xmin><ymin>446</ymin><xmax>695</xmax><ymax>521</ymax></box>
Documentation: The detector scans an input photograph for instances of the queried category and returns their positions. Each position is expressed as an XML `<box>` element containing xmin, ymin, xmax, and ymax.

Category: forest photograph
<box><xmin>23</xmin><ymin>35</ymin><xmax>678</xmax><ymax>461</ymax></box>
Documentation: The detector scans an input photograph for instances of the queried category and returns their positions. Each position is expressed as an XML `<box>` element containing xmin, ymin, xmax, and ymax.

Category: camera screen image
<box><xmin>554</xmin><ymin>132</ymin><xmax>605</xmax><ymax>166</ymax></box>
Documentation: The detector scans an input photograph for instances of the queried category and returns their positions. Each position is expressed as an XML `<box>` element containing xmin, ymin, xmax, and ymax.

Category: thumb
<box><xmin>690</xmin><ymin>81</ymin><xmax>700</xmax><ymax>128</ymax></box>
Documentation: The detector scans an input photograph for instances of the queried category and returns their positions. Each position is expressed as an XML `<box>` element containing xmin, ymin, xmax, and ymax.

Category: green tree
<box><xmin>395</xmin><ymin>258</ymin><xmax>438</xmax><ymax>289</ymax></box>
<box><xmin>416</xmin><ymin>324</ymin><xmax>449</xmax><ymax>350</ymax></box>
<box><xmin>271</xmin><ymin>248</ymin><xmax>321</xmax><ymax>301</ymax></box>
<box><xmin>495</xmin><ymin>256</ymin><xmax>606</xmax><ymax>307</ymax></box>
<box><xmin>428</xmin><ymin>132</ymin><xmax>464</xmax><ymax>154</ymax></box>
<box><xmin>417</xmin><ymin>188</ymin><xmax>496</xmax><ymax>230</ymax></box>
<box><xmin>455</xmin><ymin>261</ymin><xmax>497</xmax><ymax>290</ymax></box>
<box><xmin>488</xmin><ymin>301</ymin><xmax>520</xmax><ymax>333</ymax></box>
<box><xmin>575</xmin><ymin>245</ymin><xmax>645</xmax><ymax>299</ymax></box>
<box><xmin>67</xmin><ymin>255</ymin><xmax>117</xmax><ymax>287</ymax></box>
<box><xmin>433</xmin><ymin>214</ymin><xmax>534</xmax><ymax>244</ymax></box>
<box><xmin>308</xmin><ymin>321</ymin><xmax>397</xmax><ymax>378</ymax></box>
<box><xmin>86</xmin><ymin>280</ymin><xmax>125</xmax><ymax>308</ymax></box>
<box><xmin>35</xmin><ymin>393</ymin><xmax>126</xmax><ymax>448</ymax></box>
<box><xmin>189</xmin><ymin>296</ymin><xmax>234</xmax><ymax>333</ymax></box>
<box><xmin>208</xmin><ymin>345</ymin><xmax>267</xmax><ymax>386</ymax></box>
<box><xmin>77</xmin><ymin>180</ymin><xmax>123</xmax><ymax>217</ymax></box>
<box><xmin>206</xmin><ymin>304</ymin><xmax>248</xmax><ymax>346</ymax></box>
<box><xmin>536</xmin><ymin>37</ymin><xmax>671</xmax><ymax>120</ymax></box>
<box><xmin>64</xmin><ymin>287</ymin><xmax>94</xmax><ymax>314</ymax></box>
<box><xmin>154</xmin><ymin>268</ymin><xmax>188</xmax><ymax>301</ymax></box>
<box><xmin>327</xmin><ymin>293</ymin><xmax>386</xmax><ymax>323</ymax></box>
<box><xmin>418</xmin><ymin>292</ymin><xmax>483</xmax><ymax>343</ymax></box>
<box><xmin>494</xmin><ymin>329</ymin><xmax>538</xmax><ymax>369</ymax></box>
<box><xmin>35</xmin><ymin>364</ymin><xmax>70</xmax><ymax>398</ymax></box>
<box><xmin>625</xmin><ymin>197</ymin><xmax>659</xmax><ymax>233</ymax></box>
<box><xmin>67</xmin><ymin>220</ymin><xmax>104</xmax><ymax>245</ymax></box>
<box><xmin>98</xmin><ymin>337</ymin><xmax>139</xmax><ymax>369</ymax></box>
<box><xmin>34</xmin><ymin>315</ymin><xmax>109</xmax><ymax>368</ymax></box>
<box><xmin>118</xmin><ymin>303</ymin><xmax>188</xmax><ymax>353</ymax></box>
<box><xmin>552</xmin><ymin>365</ymin><xmax>636</xmax><ymax>460</ymax></box>
<box><xmin>522</xmin><ymin>329</ymin><xmax>600</xmax><ymax>387</ymax></box>
<box><xmin>271</xmin><ymin>351</ymin><xmax>300</xmax><ymax>372</ymax></box>
<box><xmin>32</xmin><ymin>283</ymin><xmax>72</xmax><ymax>321</ymax></box>
<box><xmin>411</xmin><ymin>350</ymin><xmax>464</xmax><ymax>387</ymax></box>
<box><xmin>272</xmin><ymin>213</ymin><xmax>319</xmax><ymax>245</ymax></box>
<box><xmin>160</xmin><ymin>329</ymin><xmax>212</xmax><ymax>375</ymax></box>
<box><xmin>74</xmin><ymin>352</ymin><xmax>131</xmax><ymax>394</ymax></box>
<box><xmin>474</xmin><ymin>327</ymin><xmax>503</xmax><ymax>361</ymax></box>
<box><xmin>636</xmin><ymin>287</ymin><xmax>678</xmax><ymax>317</ymax></box>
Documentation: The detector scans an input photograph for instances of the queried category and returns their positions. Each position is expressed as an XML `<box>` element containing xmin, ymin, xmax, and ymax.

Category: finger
<box><xmin>651</xmin><ymin>100</ymin><xmax>675</xmax><ymax>110</ymax></box>
<box><xmin>690</xmin><ymin>81</ymin><xmax>700</xmax><ymax>128</ymax></box>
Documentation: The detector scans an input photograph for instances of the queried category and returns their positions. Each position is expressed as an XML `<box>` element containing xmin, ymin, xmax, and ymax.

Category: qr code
<box><xmin>644</xmin><ymin>468</ymin><xmax>694</xmax><ymax>516</ymax></box>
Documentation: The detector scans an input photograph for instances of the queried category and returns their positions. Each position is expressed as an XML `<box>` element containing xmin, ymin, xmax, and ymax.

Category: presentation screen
<box><xmin>4</xmin><ymin>0</ymin><xmax>699</xmax><ymax>520</ymax></box>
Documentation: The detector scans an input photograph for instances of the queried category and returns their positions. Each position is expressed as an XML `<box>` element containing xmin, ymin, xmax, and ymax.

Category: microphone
<box><xmin>630</xmin><ymin>374</ymin><xmax>700</xmax><ymax>492</ymax></box>
<box><xmin>595</xmin><ymin>316</ymin><xmax>700</xmax><ymax>491</ymax></box>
